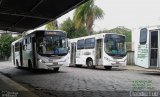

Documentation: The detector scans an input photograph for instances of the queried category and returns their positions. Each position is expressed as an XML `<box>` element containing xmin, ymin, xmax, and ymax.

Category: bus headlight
<box><xmin>39</xmin><ymin>59</ymin><xmax>46</xmax><ymax>63</ymax></box>
<box><xmin>104</xmin><ymin>57</ymin><xmax>112</xmax><ymax>62</ymax></box>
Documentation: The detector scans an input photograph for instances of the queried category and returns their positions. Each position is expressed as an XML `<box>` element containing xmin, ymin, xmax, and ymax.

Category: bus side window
<box><xmin>139</xmin><ymin>28</ymin><xmax>147</xmax><ymax>44</ymax></box>
<box><xmin>77</xmin><ymin>39</ymin><xmax>85</xmax><ymax>49</ymax></box>
<box><xmin>85</xmin><ymin>38</ymin><xmax>95</xmax><ymax>49</ymax></box>
<box><xmin>15</xmin><ymin>42</ymin><xmax>19</xmax><ymax>51</ymax></box>
<box><xmin>23</xmin><ymin>39</ymin><xmax>27</xmax><ymax>50</ymax></box>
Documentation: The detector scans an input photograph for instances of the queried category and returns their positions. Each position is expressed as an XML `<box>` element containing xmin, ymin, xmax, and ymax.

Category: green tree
<box><xmin>45</xmin><ymin>20</ymin><xmax>58</xmax><ymax>30</ymax></box>
<box><xmin>0</xmin><ymin>34</ymin><xmax>18</xmax><ymax>59</ymax></box>
<box><xmin>73</xmin><ymin>0</ymin><xmax>104</xmax><ymax>35</ymax></box>
<box><xmin>60</xmin><ymin>17</ymin><xmax>87</xmax><ymax>38</ymax></box>
<box><xmin>60</xmin><ymin>17</ymin><xmax>74</xmax><ymax>37</ymax></box>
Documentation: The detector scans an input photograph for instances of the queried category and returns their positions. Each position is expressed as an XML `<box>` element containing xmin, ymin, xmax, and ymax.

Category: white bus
<box><xmin>134</xmin><ymin>26</ymin><xmax>160</xmax><ymax>68</ymax></box>
<box><xmin>69</xmin><ymin>33</ymin><xmax>127</xmax><ymax>69</ymax></box>
<box><xmin>11</xmin><ymin>30</ymin><xmax>70</xmax><ymax>71</ymax></box>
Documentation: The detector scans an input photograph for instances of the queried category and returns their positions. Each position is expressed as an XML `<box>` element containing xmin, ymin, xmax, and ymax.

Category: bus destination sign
<box><xmin>45</xmin><ymin>31</ymin><xmax>66</xmax><ymax>36</ymax></box>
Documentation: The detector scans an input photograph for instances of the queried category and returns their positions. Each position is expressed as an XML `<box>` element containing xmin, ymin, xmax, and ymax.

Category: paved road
<box><xmin>0</xmin><ymin>61</ymin><xmax>160</xmax><ymax>97</ymax></box>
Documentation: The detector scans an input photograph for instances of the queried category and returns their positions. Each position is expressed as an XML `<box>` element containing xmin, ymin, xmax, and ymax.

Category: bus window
<box><xmin>22</xmin><ymin>39</ymin><xmax>26</xmax><ymax>50</ymax></box>
<box><xmin>15</xmin><ymin>42</ymin><xmax>19</xmax><ymax>51</ymax></box>
<box><xmin>77</xmin><ymin>39</ymin><xmax>85</xmax><ymax>49</ymax></box>
<box><xmin>85</xmin><ymin>38</ymin><xmax>95</xmax><ymax>49</ymax></box>
<box><xmin>37</xmin><ymin>36</ymin><xmax>68</xmax><ymax>55</ymax></box>
<box><xmin>140</xmin><ymin>28</ymin><xmax>147</xmax><ymax>44</ymax></box>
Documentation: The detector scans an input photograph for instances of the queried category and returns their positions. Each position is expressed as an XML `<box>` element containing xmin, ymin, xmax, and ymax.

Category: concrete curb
<box><xmin>124</xmin><ymin>66</ymin><xmax>160</xmax><ymax>72</ymax></box>
<box><xmin>0</xmin><ymin>73</ymin><xmax>39</xmax><ymax>97</ymax></box>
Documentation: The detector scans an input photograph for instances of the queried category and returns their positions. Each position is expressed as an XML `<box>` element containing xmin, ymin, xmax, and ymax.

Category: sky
<box><xmin>56</xmin><ymin>0</ymin><xmax>160</xmax><ymax>31</ymax></box>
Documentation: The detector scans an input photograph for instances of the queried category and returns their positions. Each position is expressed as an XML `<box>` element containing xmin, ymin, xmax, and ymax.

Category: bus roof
<box><xmin>70</xmin><ymin>33</ymin><xmax>125</xmax><ymax>41</ymax></box>
<box><xmin>26</xmin><ymin>30</ymin><xmax>67</xmax><ymax>35</ymax></box>
<box><xmin>138</xmin><ymin>25</ymin><xmax>160</xmax><ymax>31</ymax></box>
<box><xmin>12</xmin><ymin>30</ymin><xmax>67</xmax><ymax>45</ymax></box>
<box><xmin>11</xmin><ymin>38</ymin><xmax>23</xmax><ymax>45</ymax></box>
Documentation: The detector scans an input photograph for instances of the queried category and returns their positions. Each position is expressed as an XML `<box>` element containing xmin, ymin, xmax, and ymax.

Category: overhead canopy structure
<box><xmin>0</xmin><ymin>0</ymin><xmax>87</xmax><ymax>33</ymax></box>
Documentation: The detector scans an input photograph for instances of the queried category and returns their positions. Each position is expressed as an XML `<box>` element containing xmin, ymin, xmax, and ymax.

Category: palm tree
<box><xmin>60</xmin><ymin>17</ymin><xmax>88</xmax><ymax>38</ymax></box>
<box><xmin>73</xmin><ymin>0</ymin><xmax>104</xmax><ymax>35</ymax></box>
<box><xmin>45</xmin><ymin>20</ymin><xmax>58</xmax><ymax>30</ymax></box>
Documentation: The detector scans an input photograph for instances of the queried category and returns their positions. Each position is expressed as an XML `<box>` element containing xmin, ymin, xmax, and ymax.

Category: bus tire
<box><xmin>104</xmin><ymin>66</ymin><xmax>112</xmax><ymax>70</ymax></box>
<box><xmin>54</xmin><ymin>67</ymin><xmax>59</xmax><ymax>72</ymax></box>
<box><xmin>86</xmin><ymin>58</ymin><xmax>94</xmax><ymax>68</ymax></box>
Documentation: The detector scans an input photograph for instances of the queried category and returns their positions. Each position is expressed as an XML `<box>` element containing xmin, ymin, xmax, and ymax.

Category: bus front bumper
<box><xmin>38</xmin><ymin>61</ymin><xmax>63</xmax><ymax>69</ymax></box>
<box><xmin>103</xmin><ymin>61</ymin><xmax>126</xmax><ymax>67</ymax></box>
<box><xmin>111</xmin><ymin>61</ymin><xmax>126</xmax><ymax>66</ymax></box>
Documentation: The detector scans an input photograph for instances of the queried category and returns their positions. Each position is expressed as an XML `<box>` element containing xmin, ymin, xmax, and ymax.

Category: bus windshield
<box><xmin>104</xmin><ymin>34</ymin><xmax>126</xmax><ymax>57</ymax></box>
<box><xmin>37</xmin><ymin>35</ymin><xmax>68</xmax><ymax>56</ymax></box>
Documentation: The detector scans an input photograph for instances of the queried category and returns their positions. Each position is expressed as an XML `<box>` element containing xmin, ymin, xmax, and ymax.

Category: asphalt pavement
<box><xmin>0</xmin><ymin>61</ymin><xmax>39</xmax><ymax>97</ymax></box>
<box><xmin>0</xmin><ymin>61</ymin><xmax>160</xmax><ymax>97</ymax></box>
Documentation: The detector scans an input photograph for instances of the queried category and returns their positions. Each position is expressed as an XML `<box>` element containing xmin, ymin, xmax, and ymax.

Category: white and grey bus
<box><xmin>69</xmin><ymin>33</ymin><xmax>127</xmax><ymax>69</ymax></box>
<box><xmin>134</xmin><ymin>26</ymin><xmax>160</xmax><ymax>68</ymax></box>
<box><xmin>11</xmin><ymin>30</ymin><xmax>70</xmax><ymax>71</ymax></box>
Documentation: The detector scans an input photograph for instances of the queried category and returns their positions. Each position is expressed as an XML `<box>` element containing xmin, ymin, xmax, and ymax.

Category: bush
<box><xmin>0</xmin><ymin>34</ymin><xmax>18</xmax><ymax>60</ymax></box>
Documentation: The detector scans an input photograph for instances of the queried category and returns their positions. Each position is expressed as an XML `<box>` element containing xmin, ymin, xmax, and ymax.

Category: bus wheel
<box><xmin>104</xmin><ymin>66</ymin><xmax>112</xmax><ymax>70</ymax></box>
<box><xmin>54</xmin><ymin>68</ymin><xmax>59</xmax><ymax>72</ymax></box>
<box><xmin>87</xmin><ymin>59</ymin><xmax>93</xmax><ymax>68</ymax></box>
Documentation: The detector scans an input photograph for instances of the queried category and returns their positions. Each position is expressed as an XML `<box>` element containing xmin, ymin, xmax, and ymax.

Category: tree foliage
<box><xmin>73</xmin><ymin>0</ymin><xmax>104</xmax><ymax>35</ymax></box>
<box><xmin>60</xmin><ymin>17</ymin><xmax>87</xmax><ymax>38</ymax></box>
<box><xmin>45</xmin><ymin>20</ymin><xmax>58</xmax><ymax>30</ymax></box>
<box><xmin>0</xmin><ymin>34</ymin><xmax>18</xmax><ymax>59</ymax></box>
<box><xmin>44</xmin><ymin>0</ymin><xmax>104</xmax><ymax>37</ymax></box>
<box><xmin>108</xmin><ymin>26</ymin><xmax>132</xmax><ymax>42</ymax></box>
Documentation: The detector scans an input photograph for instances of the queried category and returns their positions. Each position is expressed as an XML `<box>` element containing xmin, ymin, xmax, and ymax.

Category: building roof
<box><xmin>0</xmin><ymin>0</ymin><xmax>87</xmax><ymax>33</ymax></box>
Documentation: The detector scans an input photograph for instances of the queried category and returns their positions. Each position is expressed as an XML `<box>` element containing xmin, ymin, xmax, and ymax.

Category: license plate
<box><xmin>116</xmin><ymin>62</ymin><xmax>120</xmax><ymax>64</ymax></box>
<box><xmin>49</xmin><ymin>58</ymin><xmax>52</xmax><ymax>61</ymax></box>
<box><xmin>53</xmin><ymin>62</ymin><xmax>58</xmax><ymax>65</ymax></box>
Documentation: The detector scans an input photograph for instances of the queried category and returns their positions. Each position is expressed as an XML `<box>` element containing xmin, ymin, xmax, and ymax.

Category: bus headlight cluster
<box><xmin>124</xmin><ymin>58</ymin><xmax>127</xmax><ymax>62</ymax></box>
<box><xmin>39</xmin><ymin>59</ymin><xmax>46</xmax><ymax>63</ymax></box>
<box><xmin>104</xmin><ymin>57</ymin><xmax>112</xmax><ymax>62</ymax></box>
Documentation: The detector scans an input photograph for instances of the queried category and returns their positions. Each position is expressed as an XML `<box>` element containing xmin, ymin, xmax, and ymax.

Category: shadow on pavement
<box><xmin>19</xmin><ymin>67</ymin><xmax>67</xmax><ymax>74</ymax></box>
<box><xmin>0</xmin><ymin>67</ymin><xmax>67</xmax><ymax>78</ymax></box>
<box><xmin>68</xmin><ymin>66</ymin><xmax>127</xmax><ymax>71</ymax></box>
<box><xmin>140</xmin><ymin>71</ymin><xmax>160</xmax><ymax>76</ymax></box>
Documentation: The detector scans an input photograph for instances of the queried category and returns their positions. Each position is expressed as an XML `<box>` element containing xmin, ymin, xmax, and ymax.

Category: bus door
<box><xmin>96</xmin><ymin>39</ymin><xmax>103</xmax><ymax>65</ymax></box>
<box><xmin>70</xmin><ymin>42</ymin><xmax>76</xmax><ymax>66</ymax></box>
<box><xmin>32</xmin><ymin>37</ymin><xmax>37</xmax><ymax>68</ymax></box>
<box><xmin>150</xmin><ymin>30</ymin><xmax>159</xmax><ymax>67</ymax></box>
<box><xmin>19</xmin><ymin>42</ymin><xmax>23</xmax><ymax>66</ymax></box>
<box><xmin>12</xmin><ymin>45</ymin><xmax>15</xmax><ymax>64</ymax></box>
